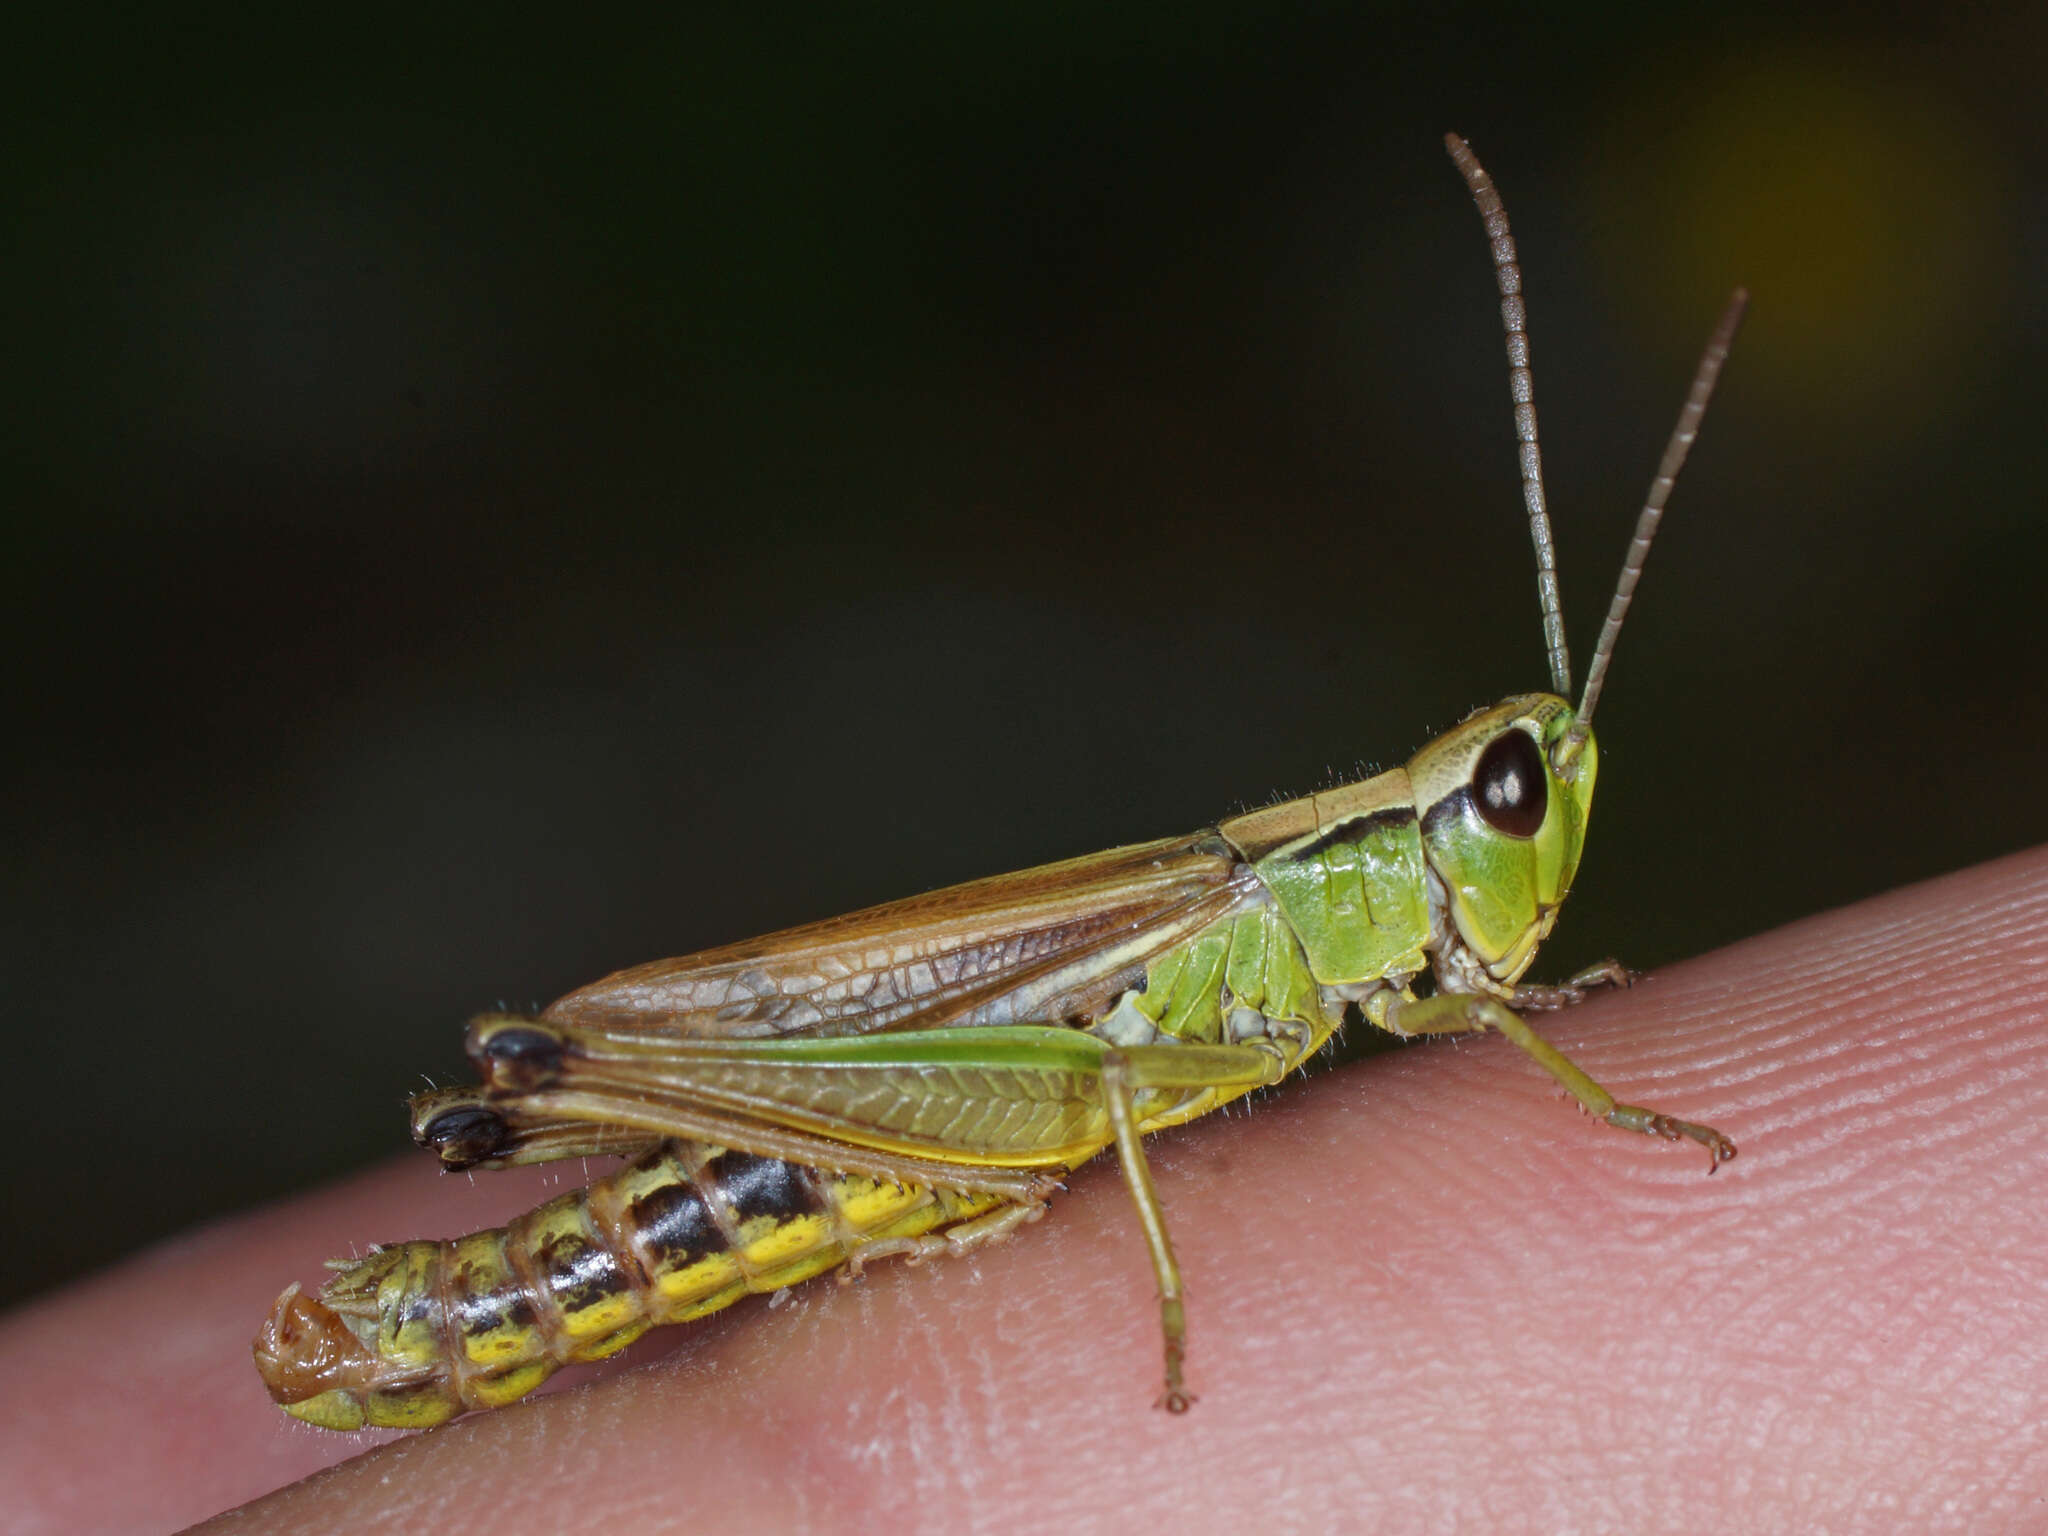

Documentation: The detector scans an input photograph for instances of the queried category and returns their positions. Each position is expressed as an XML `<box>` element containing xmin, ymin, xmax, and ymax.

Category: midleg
<box><xmin>1086</xmin><ymin>1038</ymin><xmax>1287</xmax><ymax>1410</ymax></box>
<box><xmin>1101</xmin><ymin>1050</ymin><xmax>1194</xmax><ymax>1412</ymax></box>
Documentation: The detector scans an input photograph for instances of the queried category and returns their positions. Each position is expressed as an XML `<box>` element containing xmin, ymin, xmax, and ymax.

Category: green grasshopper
<box><xmin>254</xmin><ymin>134</ymin><xmax>1745</xmax><ymax>1431</ymax></box>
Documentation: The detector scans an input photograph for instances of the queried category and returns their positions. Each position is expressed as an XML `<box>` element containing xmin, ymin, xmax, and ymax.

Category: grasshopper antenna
<box><xmin>1446</xmin><ymin>131</ymin><xmax>1572</xmax><ymax>698</ymax></box>
<box><xmin>1561</xmin><ymin>287</ymin><xmax>1748</xmax><ymax>765</ymax></box>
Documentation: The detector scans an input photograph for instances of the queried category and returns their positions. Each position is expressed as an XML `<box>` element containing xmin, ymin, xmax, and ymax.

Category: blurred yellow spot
<box><xmin>1594</xmin><ymin>51</ymin><xmax>2014</xmax><ymax>436</ymax></box>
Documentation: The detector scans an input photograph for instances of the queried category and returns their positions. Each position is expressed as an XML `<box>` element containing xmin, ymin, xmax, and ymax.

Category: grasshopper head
<box><xmin>1407</xmin><ymin>694</ymin><xmax>1597</xmax><ymax>985</ymax></box>
<box><xmin>1427</xmin><ymin>139</ymin><xmax>1742</xmax><ymax>983</ymax></box>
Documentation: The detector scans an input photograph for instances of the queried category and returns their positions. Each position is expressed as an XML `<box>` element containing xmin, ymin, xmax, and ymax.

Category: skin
<box><xmin>5</xmin><ymin>845</ymin><xmax>2045</xmax><ymax>1535</ymax></box>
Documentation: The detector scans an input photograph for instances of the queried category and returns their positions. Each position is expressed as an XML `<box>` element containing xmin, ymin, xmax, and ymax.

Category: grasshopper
<box><xmin>254</xmin><ymin>134</ymin><xmax>1745</xmax><ymax>1431</ymax></box>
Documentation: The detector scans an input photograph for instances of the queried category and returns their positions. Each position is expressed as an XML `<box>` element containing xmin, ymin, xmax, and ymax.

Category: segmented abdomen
<box><xmin>254</xmin><ymin>1142</ymin><xmax>999</xmax><ymax>1429</ymax></box>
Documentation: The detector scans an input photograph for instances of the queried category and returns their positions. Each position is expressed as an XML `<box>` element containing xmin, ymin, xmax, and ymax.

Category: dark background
<box><xmin>8</xmin><ymin>7</ymin><xmax>2045</xmax><ymax>1308</ymax></box>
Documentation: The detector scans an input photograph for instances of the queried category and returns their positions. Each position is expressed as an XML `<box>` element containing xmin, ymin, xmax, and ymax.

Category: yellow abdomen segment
<box><xmin>253</xmin><ymin>1142</ymin><xmax>1000</xmax><ymax>1429</ymax></box>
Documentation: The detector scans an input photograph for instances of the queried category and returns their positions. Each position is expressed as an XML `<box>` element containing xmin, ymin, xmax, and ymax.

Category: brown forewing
<box><xmin>541</xmin><ymin>832</ymin><xmax>1262</xmax><ymax>1042</ymax></box>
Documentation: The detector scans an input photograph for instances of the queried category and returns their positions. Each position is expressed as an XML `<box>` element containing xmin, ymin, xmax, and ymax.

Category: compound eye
<box><xmin>1473</xmin><ymin>728</ymin><xmax>1547</xmax><ymax>839</ymax></box>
